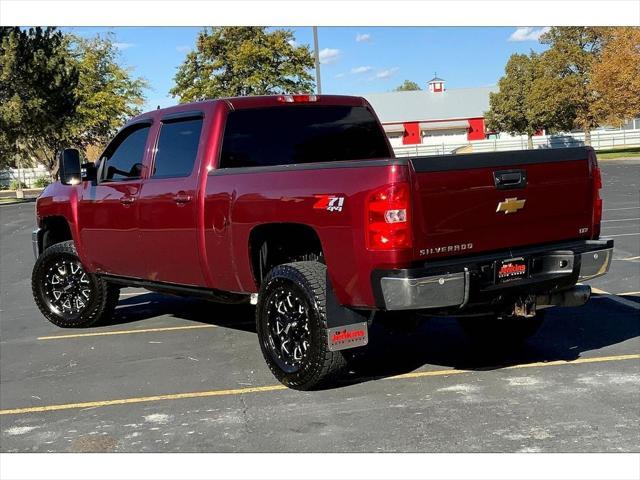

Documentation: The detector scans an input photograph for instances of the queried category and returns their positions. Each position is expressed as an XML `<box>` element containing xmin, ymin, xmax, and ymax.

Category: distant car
<box><xmin>31</xmin><ymin>94</ymin><xmax>613</xmax><ymax>389</ymax></box>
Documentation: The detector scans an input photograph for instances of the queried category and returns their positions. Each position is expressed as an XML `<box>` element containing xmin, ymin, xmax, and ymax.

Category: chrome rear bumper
<box><xmin>376</xmin><ymin>239</ymin><xmax>613</xmax><ymax>311</ymax></box>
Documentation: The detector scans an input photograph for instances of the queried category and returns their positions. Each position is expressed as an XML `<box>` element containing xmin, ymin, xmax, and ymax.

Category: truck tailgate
<box><xmin>409</xmin><ymin>148</ymin><xmax>594</xmax><ymax>260</ymax></box>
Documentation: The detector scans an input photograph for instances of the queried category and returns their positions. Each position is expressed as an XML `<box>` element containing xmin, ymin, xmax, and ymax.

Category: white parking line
<box><xmin>605</xmin><ymin>232</ymin><xmax>640</xmax><ymax>238</ymax></box>
<box><xmin>591</xmin><ymin>287</ymin><xmax>640</xmax><ymax>310</ymax></box>
<box><xmin>602</xmin><ymin>217</ymin><xmax>640</xmax><ymax>223</ymax></box>
<box><xmin>604</xmin><ymin>206</ymin><xmax>639</xmax><ymax>211</ymax></box>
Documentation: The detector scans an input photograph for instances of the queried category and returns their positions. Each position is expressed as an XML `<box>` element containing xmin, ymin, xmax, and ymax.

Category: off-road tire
<box><xmin>32</xmin><ymin>240</ymin><xmax>119</xmax><ymax>328</ymax></box>
<box><xmin>256</xmin><ymin>261</ymin><xmax>347</xmax><ymax>390</ymax></box>
<box><xmin>458</xmin><ymin>311</ymin><xmax>545</xmax><ymax>344</ymax></box>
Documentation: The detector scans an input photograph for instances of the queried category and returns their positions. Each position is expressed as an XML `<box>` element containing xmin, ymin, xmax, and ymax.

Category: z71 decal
<box><xmin>313</xmin><ymin>195</ymin><xmax>345</xmax><ymax>212</ymax></box>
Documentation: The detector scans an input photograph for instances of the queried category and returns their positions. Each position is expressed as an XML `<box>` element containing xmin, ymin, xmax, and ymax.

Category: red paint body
<box><xmin>35</xmin><ymin>95</ymin><xmax>599</xmax><ymax>309</ymax></box>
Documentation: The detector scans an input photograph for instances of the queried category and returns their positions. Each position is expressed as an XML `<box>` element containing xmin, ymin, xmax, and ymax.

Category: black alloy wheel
<box><xmin>32</xmin><ymin>240</ymin><xmax>119</xmax><ymax>328</ymax></box>
<box><xmin>263</xmin><ymin>282</ymin><xmax>312</xmax><ymax>373</ymax></box>
<box><xmin>41</xmin><ymin>257</ymin><xmax>92</xmax><ymax>319</ymax></box>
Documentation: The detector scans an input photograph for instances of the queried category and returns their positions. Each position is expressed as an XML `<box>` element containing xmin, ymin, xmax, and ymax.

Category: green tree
<box><xmin>170</xmin><ymin>27</ymin><xmax>315</xmax><ymax>102</ymax></box>
<box><xmin>0</xmin><ymin>27</ymin><xmax>78</xmax><ymax>170</ymax></box>
<box><xmin>536</xmin><ymin>27</ymin><xmax>606</xmax><ymax>145</ymax></box>
<box><xmin>66</xmin><ymin>34</ymin><xmax>147</xmax><ymax>160</ymax></box>
<box><xmin>394</xmin><ymin>80</ymin><xmax>421</xmax><ymax>91</ymax></box>
<box><xmin>485</xmin><ymin>53</ymin><xmax>544</xmax><ymax>149</ymax></box>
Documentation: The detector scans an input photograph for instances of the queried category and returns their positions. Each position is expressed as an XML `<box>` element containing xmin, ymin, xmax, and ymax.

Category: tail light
<box><xmin>588</xmin><ymin>150</ymin><xmax>603</xmax><ymax>239</ymax></box>
<box><xmin>277</xmin><ymin>94</ymin><xmax>318</xmax><ymax>103</ymax></box>
<box><xmin>365</xmin><ymin>183</ymin><xmax>412</xmax><ymax>250</ymax></box>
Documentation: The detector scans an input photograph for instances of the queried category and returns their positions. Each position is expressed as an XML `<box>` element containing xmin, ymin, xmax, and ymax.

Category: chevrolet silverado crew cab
<box><xmin>31</xmin><ymin>94</ymin><xmax>613</xmax><ymax>390</ymax></box>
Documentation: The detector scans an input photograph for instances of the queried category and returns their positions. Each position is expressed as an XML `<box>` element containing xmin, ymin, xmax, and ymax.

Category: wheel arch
<box><xmin>248</xmin><ymin>223</ymin><xmax>324</xmax><ymax>288</ymax></box>
<box><xmin>40</xmin><ymin>216</ymin><xmax>73</xmax><ymax>252</ymax></box>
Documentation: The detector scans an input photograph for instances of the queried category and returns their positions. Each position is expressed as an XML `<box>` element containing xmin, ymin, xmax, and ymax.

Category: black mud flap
<box><xmin>325</xmin><ymin>273</ymin><xmax>370</xmax><ymax>352</ymax></box>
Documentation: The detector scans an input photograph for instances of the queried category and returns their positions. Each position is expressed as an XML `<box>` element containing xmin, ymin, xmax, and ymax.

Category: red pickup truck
<box><xmin>31</xmin><ymin>94</ymin><xmax>613</xmax><ymax>389</ymax></box>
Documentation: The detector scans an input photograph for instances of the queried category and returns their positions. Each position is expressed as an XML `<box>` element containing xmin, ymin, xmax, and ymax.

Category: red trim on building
<box><xmin>467</xmin><ymin>118</ymin><xmax>485</xmax><ymax>141</ymax></box>
<box><xmin>402</xmin><ymin>122</ymin><xmax>421</xmax><ymax>145</ymax></box>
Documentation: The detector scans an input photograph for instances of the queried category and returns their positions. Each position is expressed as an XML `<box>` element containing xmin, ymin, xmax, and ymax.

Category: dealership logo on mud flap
<box><xmin>327</xmin><ymin>322</ymin><xmax>368</xmax><ymax>351</ymax></box>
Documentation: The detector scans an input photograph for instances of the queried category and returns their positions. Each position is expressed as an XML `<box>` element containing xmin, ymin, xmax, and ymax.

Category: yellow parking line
<box><xmin>37</xmin><ymin>324</ymin><xmax>216</xmax><ymax>341</ymax></box>
<box><xmin>590</xmin><ymin>287</ymin><xmax>640</xmax><ymax>310</ymax></box>
<box><xmin>618</xmin><ymin>291</ymin><xmax>640</xmax><ymax>296</ymax></box>
<box><xmin>388</xmin><ymin>354</ymin><xmax>640</xmax><ymax>380</ymax></box>
<box><xmin>1</xmin><ymin>353</ymin><xmax>638</xmax><ymax>416</ymax></box>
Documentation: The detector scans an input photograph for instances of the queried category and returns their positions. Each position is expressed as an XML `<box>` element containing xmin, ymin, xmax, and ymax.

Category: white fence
<box><xmin>393</xmin><ymin>128</ymin><xmax>640</xmax><ymax>157</ymax></box>
<box><xmin>0</xmin><ymin>165</ymin><xmax>51</xmax><ymax>189</ymax></box>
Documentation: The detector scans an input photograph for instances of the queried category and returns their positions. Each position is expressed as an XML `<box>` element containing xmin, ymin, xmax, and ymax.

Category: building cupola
<box><xmin>428</xmin><ymin>73</ymin><xmax>445</xmax><ymax>93</ymax></box>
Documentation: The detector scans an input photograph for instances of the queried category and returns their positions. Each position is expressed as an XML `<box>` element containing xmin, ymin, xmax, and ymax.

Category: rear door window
<box><xmin>152</xmin><ymin>118</ymin><xmax>203</xmax><ymax>178</ymax></box>
<box><xmin>219</xmin><ymin>105</ymin><xmax>391</xmax><ymax>169</ymax></box>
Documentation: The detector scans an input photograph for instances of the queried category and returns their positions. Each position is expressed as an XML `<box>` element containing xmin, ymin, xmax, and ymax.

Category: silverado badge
<box><xmin>496</xmin><ymin>197</ymin><xmax>526</xmax><ymax>214</ymax></box>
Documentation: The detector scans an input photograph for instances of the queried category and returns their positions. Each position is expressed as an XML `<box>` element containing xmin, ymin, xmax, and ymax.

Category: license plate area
<box><xmin>496</xmin><ymin>257</ymin><xmax>528</xmax><ymax>284</ymax></box>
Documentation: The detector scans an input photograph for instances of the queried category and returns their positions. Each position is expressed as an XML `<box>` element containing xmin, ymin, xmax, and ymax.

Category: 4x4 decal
<box><xmin>313</xmin><ymin>195</ymin><xmax>345</xmax><ymax>212</ymax></box>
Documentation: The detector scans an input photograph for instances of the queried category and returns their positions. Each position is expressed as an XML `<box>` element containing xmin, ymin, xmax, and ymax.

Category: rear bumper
<box><xmin>374</xmin><ymin>239</ymin><xmax>613</xmax><ymax>311</ymax></box>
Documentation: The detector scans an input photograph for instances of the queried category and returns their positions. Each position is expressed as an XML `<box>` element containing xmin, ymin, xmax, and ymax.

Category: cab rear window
<box><xmin>219</xmin><ymin>105</ymin><xmax>391</xmax><ymax>169</ymax></box>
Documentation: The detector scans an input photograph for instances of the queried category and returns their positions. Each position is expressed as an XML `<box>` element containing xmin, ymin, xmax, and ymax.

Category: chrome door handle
<box><xmin>120</xmin><ymin>196</ymin><xmax>136</xmax><ymax>206</ymax></box>
<box><xmin>174</xmin><ymin>192</ymin><xmax>193</xmax><ymax>204</ymax></box>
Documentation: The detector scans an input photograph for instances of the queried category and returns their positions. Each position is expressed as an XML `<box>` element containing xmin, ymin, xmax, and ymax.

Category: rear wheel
<box><xmin>256</xmin><ymin>261</ymin><xmax>346</xmax><ymax>390</ymax></box>
<box><xmin>458</xmin><ymin>311</ymin><xmax>545</xmax><ymax>344</ymax></box>
<box><xmin>32</xmin><ymin>241</ymin><xmax>119</xmax><ymax>328</ymax></box>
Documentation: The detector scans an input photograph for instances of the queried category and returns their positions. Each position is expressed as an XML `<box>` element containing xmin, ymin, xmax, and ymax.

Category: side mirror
<box><xmin>81</xmin><ymin>162</ymin><xmax>98</xmax><ymax>183</ymax></box>
<box><xmin>59</xmin><ymin>149</ymin><xmax>82</xmax><ymax>185</ymax></box>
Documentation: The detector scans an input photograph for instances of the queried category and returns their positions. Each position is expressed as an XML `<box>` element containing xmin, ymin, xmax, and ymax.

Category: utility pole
<box><xmin>313</xmin><ymin>26</ymin><xmax>322</xmax><ymax>94</ymax></box>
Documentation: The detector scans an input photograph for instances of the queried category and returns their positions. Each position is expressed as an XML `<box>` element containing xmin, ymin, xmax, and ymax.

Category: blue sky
<box><xmin>66</xmin><ymin>26</ymin><xmax>550</xmax><ymax>110</ymax></box>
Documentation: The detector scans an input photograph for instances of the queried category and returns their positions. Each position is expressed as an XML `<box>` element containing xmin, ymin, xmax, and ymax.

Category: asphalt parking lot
<box><xmin>1</xmin><ymin>158</ymin><xmax>638</xmax><ymax>453</ymax></box>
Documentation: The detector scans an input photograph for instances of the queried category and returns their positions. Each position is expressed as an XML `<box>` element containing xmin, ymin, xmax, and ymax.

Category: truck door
<box><xmin>78</xmin><ymin>121</ymin><xmax>152</xmax><ymax>278</ymax></box>
<box><xmin>136</xmin><ymin>113</ymin><xmax>205</xmax><ymax>286</ymax></box>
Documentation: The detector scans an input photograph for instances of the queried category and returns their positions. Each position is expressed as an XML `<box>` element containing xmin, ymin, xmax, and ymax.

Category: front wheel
<box><xmin>458</xmin><ymin>311</ymin><xmax>545</xmax><ymax>344</ymax></box>
<box><xmin>32</xmin><ymin>240</ymin><xmax>119</xmax><ymax>328</ymax></box>
<box><xmin>256</xmin><ymin>261</ymin><xmax>347</xmax><ymax>390</ymax></box>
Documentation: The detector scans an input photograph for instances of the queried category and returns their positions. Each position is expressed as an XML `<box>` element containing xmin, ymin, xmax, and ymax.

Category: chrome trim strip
<box><xmin>459</xmin><ymin>268</ymin><xmax>471</xmax><ymax>309</ymax></box>
<box><xmin>32</xmin><ymin>228</ymin><xmax>41</xmax><ymax>260</ymax></box>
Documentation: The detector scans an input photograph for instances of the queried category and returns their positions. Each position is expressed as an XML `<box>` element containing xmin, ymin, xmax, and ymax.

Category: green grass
<box><xmin>596</xmin><ymin>146</ymin><xmax>640</xmax><ymax>160</ymax></box>
<box><xmin>0</xmin><ymin>197</ymin><xmax>29</xmax><ymax>205</ymax></box>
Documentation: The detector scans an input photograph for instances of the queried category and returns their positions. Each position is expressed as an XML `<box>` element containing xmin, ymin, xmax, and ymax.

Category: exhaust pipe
<box><xmin>536</xmin><ymin>285</ymin><xmax>591</xmax><ymax>309</ymax></box>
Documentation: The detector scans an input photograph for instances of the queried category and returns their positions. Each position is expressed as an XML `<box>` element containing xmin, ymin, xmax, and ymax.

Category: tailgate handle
<box><xmin>494</xmin><ymin>169</ymin><xmax>527</xmax><ymax>190</ymax></box>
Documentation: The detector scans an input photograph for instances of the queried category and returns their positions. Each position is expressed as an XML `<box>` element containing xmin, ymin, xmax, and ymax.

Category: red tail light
<box><xmin>588</xmin><ymin>150</ymin><xmax>603</xmax><ymax>239</ymax></box>
<box><xmin>366</xmin><ymin>183</ymin><xmax>412</xmax><ymax>250</ymax></box>
<box><xmin>277</xmin><ymin>94</ymin><xmax>318</xmax><ymax>103</ymax></box>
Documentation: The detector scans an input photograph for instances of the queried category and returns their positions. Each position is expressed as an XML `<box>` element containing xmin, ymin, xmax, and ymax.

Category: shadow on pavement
<box><xmin>98</xmin><ymin>290</ymin><xmax>640</xmax><ymax>389</ymax></box>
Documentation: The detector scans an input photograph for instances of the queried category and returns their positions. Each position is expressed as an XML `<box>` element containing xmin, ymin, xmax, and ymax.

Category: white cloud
<box><xmin>355</xmin><ymin>33</ymin><xmax>372</xmax><ymax>43</ymax></box>
<box><xmin>319</xmin><ymin>48</ymin><xmax>340</xmax><ymax>64</ymax></box>
<box><xmin>351</xmin><ymin>66</ymin><xmax>372</xmax><ymax>74</ymax></box>
<box><xmin>508</xmin><ymin>27</ymin><xmax>550</xmax><ymax>42</ymax></box>
<box><xmin>375</xmin><ymin>67</ymin><xmax>399</xmax><ymax>80</ymax></box>
<box><xmin>334</xmin><ymin>73</ymin><xmax>345</xmax><ymax>79</ymax></box>
<box><xmin>113</xmin><ymin>42</ymin><xmax>135</xmax><ymax>50</ymax></box>
<box><xmin>176</xmin><ymin>45</ymin><xmax>191</xmax><ymax>53</ymax></box>
<box><xmin>288</xmin><ymin>39</ymin><xmax>297</xmax><ymax>47</ymax></box>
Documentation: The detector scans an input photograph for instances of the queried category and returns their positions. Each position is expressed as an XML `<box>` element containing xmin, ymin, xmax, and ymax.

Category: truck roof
<box><xmin>128</xmin><ymin>95</ymin><xmax>369</xmax><ymax>125</ymax></box>
<box><xmin>127</xmin><ymin>94</ymin><xmax>367</xmax><ymax>124</ymax></box>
